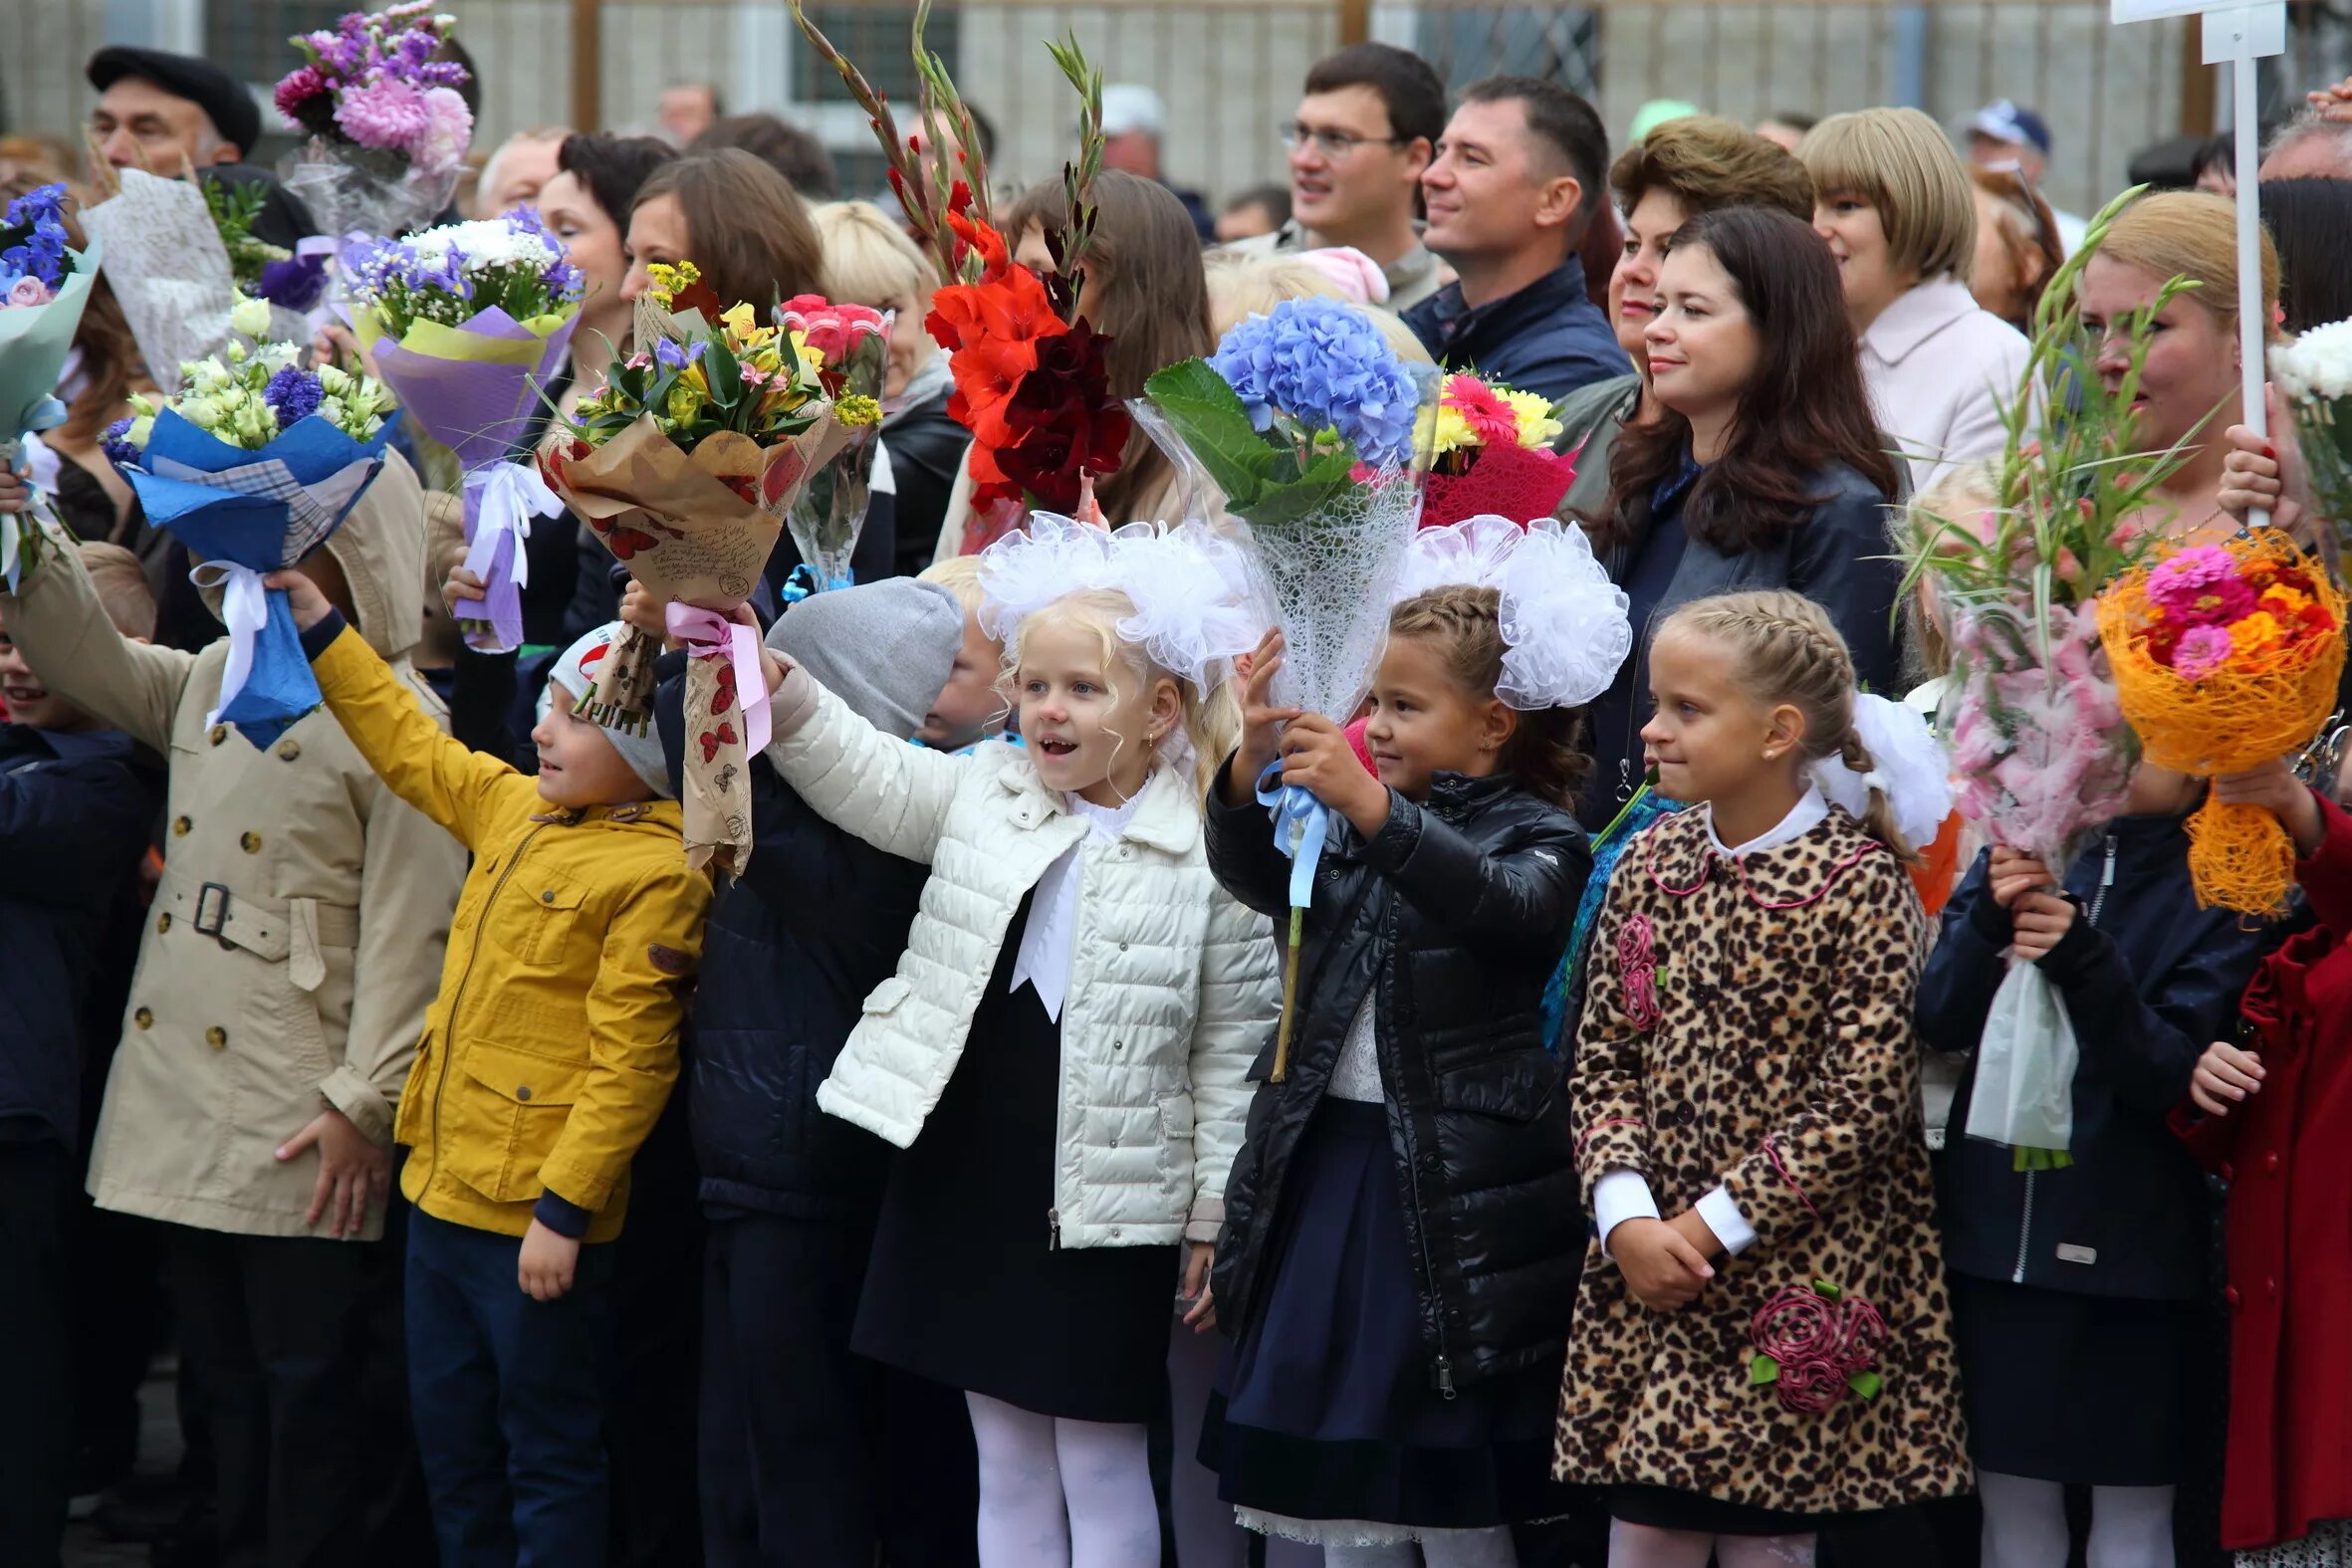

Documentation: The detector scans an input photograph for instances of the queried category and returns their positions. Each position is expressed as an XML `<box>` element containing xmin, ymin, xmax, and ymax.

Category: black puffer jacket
<box><xmin>653</xmin><ymin>656</ymin><xmax>922</xmax><ymax>1218</ymax></box>
<box><xmin>1204</xmin><ymin>761</ymin><xmax>1592</xmax><ymax>1390</ymax></box>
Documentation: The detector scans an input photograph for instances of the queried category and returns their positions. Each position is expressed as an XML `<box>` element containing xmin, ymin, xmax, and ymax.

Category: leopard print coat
<box><xmin>1553</xmin><ymin>804</ymin><xmax>1971</xmax><ymax>1515</ymax></box>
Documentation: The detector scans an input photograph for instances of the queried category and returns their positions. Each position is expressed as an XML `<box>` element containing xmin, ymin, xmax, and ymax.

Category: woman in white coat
<box><xmin>756</xmin><ymin>519</ymin><xmax>1279</xmax><ymax>1568</ymax></box>
<box><xmin>1799</xmin><ymin>107</ymin><xmax>2031</xmax><ymax>494</ymax></box>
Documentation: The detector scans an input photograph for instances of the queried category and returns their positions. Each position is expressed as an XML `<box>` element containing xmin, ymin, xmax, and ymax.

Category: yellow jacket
<box><xmin>312</xmin><ymin>626</ymin><xmax>710</xmax><ymax>1242</ymax></box>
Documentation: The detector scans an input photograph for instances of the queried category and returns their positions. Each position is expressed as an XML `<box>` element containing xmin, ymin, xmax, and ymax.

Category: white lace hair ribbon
<box><xmin>977</xmin><ymin>514</ymin><xmax>1267</xmax><ymax>694</ymax></box>
<box><xmin>1393</xmin><ymin>514</ymin><xmax>1633</xmax><ymax>711</ymax></box>
<box><xmin>1807</xmin><ymin>691</ymin><xmax>1954</xmax><ymax>847</ymax></box>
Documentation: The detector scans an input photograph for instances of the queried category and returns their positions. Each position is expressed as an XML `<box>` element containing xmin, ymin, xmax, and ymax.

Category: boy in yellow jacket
<box><xmin>272</xmin><ymin>569</ymin><xmax>709</xmax><ymax>1568</ymax></box>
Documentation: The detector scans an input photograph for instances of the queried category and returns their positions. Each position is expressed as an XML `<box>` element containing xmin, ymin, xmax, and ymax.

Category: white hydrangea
<box><xmin>403</xmin><ymin>217</ymin><xmax>564</xmax><ymax>278</ymax></box>
<box><xmin>2270</xmin><ymin>318</ymin><xmax>2352</xmax><ymax>402</ymax></box>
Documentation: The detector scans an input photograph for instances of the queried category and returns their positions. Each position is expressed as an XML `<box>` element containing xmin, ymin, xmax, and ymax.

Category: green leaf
<box><xmin>1750</xmin><ymin>1354</ymin><xmax>1779</xmax><ymax>1387</ymax></box>
<box><xmin>704</xmin><ymin>336</ymin><xmax>744</xmax><ymax>409</ymax></box>
<box><xmin>1812</xmin><ymin>1279</ymin><xmax>1842</xmax><ymax>1301</ymax></box>
<box><xmin>1228</xmin><ymin>444</ymin><xmax>1363</xmax><ymax>534</ymax></box>
<box><xmin>1846</xmin><ymin>1370</ymin><xmax>1884</xmax><ymax>1401</ymax></box>
<box><xmin>1143</xmin><ymin>358</ymin><xmax>1281</xmax><ymax>511</ymax></box>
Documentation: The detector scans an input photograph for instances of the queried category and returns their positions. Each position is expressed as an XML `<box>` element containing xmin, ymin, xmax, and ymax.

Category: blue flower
<box><xmin>256</xmin><ymin>253</ymin><xmax>330</xmax><ymax>312</ymax></box>
<box><xmin>652</xmin><ymin>336</ymin><xmax>705</xmax><ymax>372</ymax></box>
<box><xmin>0</xmin><ymin>182</ymin><xmax>72</xmax><ymax>290</ymax></box>
<box><xmin>543</xmin><ymin>259</ymin><xmax>585</xmax><ymax>305</ymax></box>
<box><xmin>263</xmin><ymin>366</ymin><xmax>325</xmax><ymax>430</ymax></box>
<box><xmin>1208</xmin><ymin>296</ymin><xmax>1421</xmax><ymax>468</ymax></box>
<box><xmin>101</xmin><ymin>417</ymin><xmax>140</xmax><ymax>466</ymax></box>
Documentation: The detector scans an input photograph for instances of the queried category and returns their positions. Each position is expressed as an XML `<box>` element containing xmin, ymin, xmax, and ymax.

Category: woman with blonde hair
<box><xmin>815</xmin><ymin>199</ymin><xmax>963</xmax><ymax>574</ymax></box>
<box><xmin>1967</xmin><ymin>164</ymin><xmax>2065</xmax><ymax>333</ymax></box>
<box><xmin>1799</xmin><ymin>108</ymin><xmax>2029</xmax><ymax>491</ymax></box>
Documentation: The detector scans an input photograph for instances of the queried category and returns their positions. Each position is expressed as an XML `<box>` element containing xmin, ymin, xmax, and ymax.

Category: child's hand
<box><xmin>262</xmin><ymin>569</ymin><xmax>335</xmax><ymax>633</ymax></box>
<box><xmin>518</xmin><ymin>1219</ymin><xmax>581</xmax><ymax>1302</ymax></box>
<box><xmin>0</xmin><ymin>468</ymin><xmax>26</xmax><ymax>514</ymax></box>
<box><xmin>2191</xmin><ymin>1039</ymin><xmax>2265</xmax><ymax>1117</ymax></box>
<box><xmin>1610</xmin><ymin>1218</ymin><xmax>1714</xmax><ymax>1312</ymax></box>
<box><xmin>1281</xmin><ymin>712</ymin><xmax>1390</xmax><ymax>836</ymax></box>
<box><xmin>1988</xmin><ymin>847</ymin><xmax>2056</xmax><ymax>909</ymax></box>
<box><xmin>2216</xmin><ymin>758</ymin><xmax>2325</xmax><ymax>856</ymax></box>
<box><xmin>1228</xmin><ymin>629</ymin><xmax>1301</xmax><ymax>805</ymax></box>
<box><xmin>441</xmin><ymin>563</ymin><xmax>486</xmax><ymax>619</ymax></box>
<box><xmin>2010</xmin><ymin>890</ymin><xmax>2076</xmax><ymax>963</ymax></box>
<box><xmin>274</xmin><ymin>1107</ymin><xmax>388</xmax><ymax>1239</ymax></box>
<box><xmin>1179</xmin><ymin>1241</ymin><xmax>1216</xmax><ymax>1335</ymax></box>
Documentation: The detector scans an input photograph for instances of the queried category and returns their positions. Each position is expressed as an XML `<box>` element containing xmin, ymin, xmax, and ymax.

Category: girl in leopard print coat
<box><xmin>1556</xmin><ymin>591</ymin><xmax>1970</xmax><ymax>1565</ymax></box>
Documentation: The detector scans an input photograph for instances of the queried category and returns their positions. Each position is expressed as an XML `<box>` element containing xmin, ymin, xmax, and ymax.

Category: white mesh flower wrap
<box><xmin>1806</xmin><ymin>691</ymin><xmax>1953</xmax><ymax>849</ymax></box>
<box><xmin>1394</xmin><ymin>515</ymin><xmax>1633</xmax><ymax>711</ymax></box>
<box><xmin>976</xmin><ymin>514</ymin><xmax>1266</xmax><ymax>694</ymax></box>
<box><xmin>1238</xmin><ymin>474</ymin><xmax>1424</xmax><ymax>723</ymax></box>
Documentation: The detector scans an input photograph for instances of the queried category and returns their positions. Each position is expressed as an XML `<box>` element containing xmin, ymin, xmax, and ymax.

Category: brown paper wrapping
<box><xmin>539</xmin><ymin>410</ymin><xmax>855</xmax><ymax>873</ymax></box>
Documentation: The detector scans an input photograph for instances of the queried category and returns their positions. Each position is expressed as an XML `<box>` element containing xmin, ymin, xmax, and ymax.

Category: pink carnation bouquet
<box><xmin>273</xmin><ymin>2</ymin><xmax>472</xmax><ymax>238</ymax></box>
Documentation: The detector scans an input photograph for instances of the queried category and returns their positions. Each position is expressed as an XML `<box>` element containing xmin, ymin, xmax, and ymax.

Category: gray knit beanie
<box><xmin>768</xmin><ymin>577</ymin><xmax>966</xmax><ymax>742</ymax></box>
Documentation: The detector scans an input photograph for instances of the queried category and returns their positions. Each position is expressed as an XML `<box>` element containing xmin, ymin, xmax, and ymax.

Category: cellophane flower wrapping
<box><xmin>107</xmin><ymin>344</ymin><xmax>395</xmax><ymax>747</ymax></box>
<box><xmin>346</xmin><ymin>213</ymin><xmax>585</xmax><ymax>651</ymax></box>
<box><xmin>775</xmin><ymin>295</ymin><xmax>889</xmax><ymax>592</ymax></box>
<box><xmin>1906</xmin><ymin>184</ymin><xmax>2191</xmax><ymax>1169</ymax></box>
<box><xmin>2271</xmin><ymin>320</ymin><xmax>2352</xmax><ymax>554</ymax></box>
<box><xmin>542</xmin><ymin>270</ymin><xmax>854</xmax><ymax>874</ymax></box>
<box><xmin>0</xmin><ymin>186</ymin><xmax>98</xmax><ymax>589</ymax></box>
<box><xmin>274</xmin><ymin>3</ymin><xmax>471</xmax><ymax>243</ymax></box>
<box><xmin>1412</xmin><ymin>371</ymin><xmax>1576</xmax><ymax>531</ymax></box>
<box><xmin>2097</xmin><ymin>532</ymin><xmax>2347</xmax><ymax>913</ymax></box>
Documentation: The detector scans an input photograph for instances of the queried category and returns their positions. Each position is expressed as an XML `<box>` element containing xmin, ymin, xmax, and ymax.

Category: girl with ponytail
<box><xmin>1559</xmin><ymin>588</ymin><xmax>1969</xmax><ymax>1567</ymax></box>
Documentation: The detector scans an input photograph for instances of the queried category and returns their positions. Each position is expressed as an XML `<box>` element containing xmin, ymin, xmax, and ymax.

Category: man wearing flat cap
<box><xmin>87</xmin><ymin>46</ymin><xmax>259</xmax><ymax>176</ymax></box>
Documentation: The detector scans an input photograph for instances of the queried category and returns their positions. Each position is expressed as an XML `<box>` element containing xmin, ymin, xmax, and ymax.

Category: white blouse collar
<box><xmin>1704</xmin><ymin>786</ymin><xmax>1828</xmax><ymax>858</ymax></box>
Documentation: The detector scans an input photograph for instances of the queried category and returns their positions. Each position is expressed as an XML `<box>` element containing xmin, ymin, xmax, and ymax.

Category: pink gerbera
<box><xmin>1443</xmin><ymin>373</ymin><xmax>1520</xmax><ymax>447</ymax></box>
<box><xmin>333</xmin><ymin>78</ymin><xmax>431</xmax><ymax>155</ymax></box>
<box><xmin>2170</xmin><ymin>623</ymin><xmax>2236</xmax><ymax>681</ymax></box>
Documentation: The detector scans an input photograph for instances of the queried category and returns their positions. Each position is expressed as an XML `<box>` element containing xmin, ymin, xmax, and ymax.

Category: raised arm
<box><xmin>762</xmin><ymin>659</ymin><xmax>969</xmax><ymax>865</ymax></box>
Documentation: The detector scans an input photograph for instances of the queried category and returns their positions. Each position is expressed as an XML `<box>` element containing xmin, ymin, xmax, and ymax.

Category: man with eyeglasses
<box><xmin>1219</xmin><ymin>42</ymin><xmax>1451</xmax><ymax>313</ymax></box>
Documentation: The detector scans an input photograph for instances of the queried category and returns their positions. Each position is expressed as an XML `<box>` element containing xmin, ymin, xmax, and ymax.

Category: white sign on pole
<box><xmin>2112</xmin><ymin>0</ymin><xmax>2285</xmax><ymax>526</ymax></box>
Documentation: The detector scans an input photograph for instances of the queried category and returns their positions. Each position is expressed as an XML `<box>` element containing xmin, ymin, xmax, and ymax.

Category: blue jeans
<box><xmin>405</xmin><ymin>1207</ymin><xmax>615</xmax><ymax>1568</ymax></box>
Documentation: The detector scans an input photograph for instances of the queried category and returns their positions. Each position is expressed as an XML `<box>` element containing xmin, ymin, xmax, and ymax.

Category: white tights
<box><xmin>1978</xmin><ymin>1470</ymin><xmax>2175</xmax><ymax>1568</ymax></box>
<box><xmin>1608</xmin><ymin>1519</ymin><xmax>1817</xmax><ymax>1568</ymax></box>
<box><xmin>1322</xmin><ymin>1526</ymin><xmax>1521</xmax><ymax>1566</ymax></box>
<box><xmin>965</xmin><ymin>1392</ymin><xmax>1158</xmax><ymax>1568</ymax></box>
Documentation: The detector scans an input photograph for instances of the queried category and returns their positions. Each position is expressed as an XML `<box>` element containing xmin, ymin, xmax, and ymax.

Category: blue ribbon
<box><xmin>781</xmin><ymin>563</ymin><xmax>857</xmax><ymax>606</ymax></box>
<box><xmin>1255</xmin><ymin>757</ymin><xmax>1329</xmax><ymax>909</ymax></box>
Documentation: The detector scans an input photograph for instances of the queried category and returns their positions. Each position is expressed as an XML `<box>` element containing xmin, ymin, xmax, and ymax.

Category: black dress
<box><xmin>851</xmin><ymin>894</ymin><xmax>1176</xmax><ymax>1425</ymax></box>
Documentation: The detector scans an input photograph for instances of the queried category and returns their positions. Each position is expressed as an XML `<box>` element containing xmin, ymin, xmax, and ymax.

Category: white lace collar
<box><xmin>1703</xmin><ymin>786</ymin><xmax>1828</xmax><ymax>858</ymax></box>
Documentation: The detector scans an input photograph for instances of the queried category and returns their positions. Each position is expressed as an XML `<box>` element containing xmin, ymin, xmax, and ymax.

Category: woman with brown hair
<box><xmin>1575</xmin><ymin>204</ymin><xmax>1903</xmax><ymax>822</ymax></box>
<box><xmin>621</xmin><ymin>146</ymin><xmax>829</xmax><ymax>317</ymax></box>
<box><xmin>933</xmin><ymin>169</ymin><xmax>1215</xmax><ymax>560</ymax></box>
<box><xmin>1967</xmin><ymin>163</ymin><xmax>2064</xmax><ymax>332</ymax></box>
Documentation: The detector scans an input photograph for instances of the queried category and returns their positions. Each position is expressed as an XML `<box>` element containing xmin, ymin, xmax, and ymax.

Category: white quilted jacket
<box><xmin>764</xmin><ymin>667</ymin><xmax>1280</xmax><ymax>1248</ymax></box>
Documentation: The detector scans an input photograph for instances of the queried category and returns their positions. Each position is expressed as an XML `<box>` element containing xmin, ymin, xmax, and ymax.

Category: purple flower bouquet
<box><xmin>274</xmin><ymin>2</ymin><xmax>472</xmax><ymax>240</ymax></box>
<box><xmin>347</xmin><ymin>211</ymin><xmax>584</xmax><ymax>650</ymax></box>
<box><xmin>0</xmin><ymin>183</ymin><xmax>100</xmax><ymax>589</ymax></box>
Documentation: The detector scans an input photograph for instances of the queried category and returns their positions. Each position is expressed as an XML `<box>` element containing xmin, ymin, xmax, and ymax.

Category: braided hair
<box><xmin>1658</xmin><ymin>589</ymin><xmax>1917</xmax><ymax>860</ymax></box>
<box><xmin>1388</xmin><ymin>585</ymin><xmax>1591</xmax><ymax>811</ymax></box>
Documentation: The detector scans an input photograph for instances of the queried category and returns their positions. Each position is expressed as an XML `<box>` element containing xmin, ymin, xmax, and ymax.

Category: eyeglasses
<box><xmin>1982</xmin><ymin>157</ymin><xmax>2061</xmax><ymax>259</ymax></box>
<box><xmin>1278</xmin><ymin>122</ymin><xmax>1407</xmax><ymax>158</ymax></box>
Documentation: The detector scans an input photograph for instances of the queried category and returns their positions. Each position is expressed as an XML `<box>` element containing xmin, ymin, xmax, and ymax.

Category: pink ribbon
<box><xmin>663</xmin><ymin>603</ymin><xmax>773</xmax><ymax>756</ymax></box>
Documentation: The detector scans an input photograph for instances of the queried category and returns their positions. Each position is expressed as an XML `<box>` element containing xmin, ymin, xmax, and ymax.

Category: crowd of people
<box><xmin>9</xmin><ymin>20</ymin><xmax>2352</xmax><ymax>1568</ymax></box>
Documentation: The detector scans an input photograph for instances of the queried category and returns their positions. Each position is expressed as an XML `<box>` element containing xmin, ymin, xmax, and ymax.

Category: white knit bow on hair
<box><xmin>1393</xmin><ymin>514</ymin><xmax>1634</xmax><ymax>710</ymax></box>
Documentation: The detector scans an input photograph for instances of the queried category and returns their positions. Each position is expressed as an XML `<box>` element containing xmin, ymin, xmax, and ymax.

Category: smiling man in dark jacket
<box><xmin>0</xmin><ymin>553</ymin><xmax>163</xmax><ymax>1566</ymax></box>
<box><xmin>653</xmin><ymin>576</ymin><xmax>979</xmax><ymax>1568</ymax></box>
<box><xmin>1404</xmin><ymin>76</ymin><xmax>1631</xmax><ymax>403</ymax></box>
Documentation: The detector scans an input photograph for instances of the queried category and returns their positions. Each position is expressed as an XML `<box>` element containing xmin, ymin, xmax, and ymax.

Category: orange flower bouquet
<box><xmin>2096</xmin><ymin>529</ymin><xmax>2347</xmax><ymax>912</ymax></box>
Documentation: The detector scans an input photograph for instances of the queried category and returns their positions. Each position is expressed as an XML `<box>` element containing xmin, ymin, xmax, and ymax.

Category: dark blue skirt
<box><xmin>1200</xmin><ymin>1099</ymin><xmax>1563</xmax><ymax>1531</ymax></box>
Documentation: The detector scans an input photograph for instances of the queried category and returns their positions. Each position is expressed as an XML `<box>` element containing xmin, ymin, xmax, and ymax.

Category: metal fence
<box><xmin>10</xmin><ymin>1</ymin><xmax>2352</xmax><ymax>218</ymax></box>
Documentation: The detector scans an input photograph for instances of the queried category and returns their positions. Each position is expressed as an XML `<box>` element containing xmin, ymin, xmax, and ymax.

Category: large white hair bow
<box><xmin>1394</xmin><ymin>514</ymin><xmax>1633</xmax><ymax>711</ymax></box>
<box><xmin>1807</xmin><ymin>692</ymin><xmax>1954</xmax><ymax>849</ymax></box>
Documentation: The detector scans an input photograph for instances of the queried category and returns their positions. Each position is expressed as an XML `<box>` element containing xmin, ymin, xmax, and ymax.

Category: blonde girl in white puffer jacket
<box><xmin>754</xmin><ymin>517</ymin><xmax>1279</xmax><ymax>1568</ymax></box>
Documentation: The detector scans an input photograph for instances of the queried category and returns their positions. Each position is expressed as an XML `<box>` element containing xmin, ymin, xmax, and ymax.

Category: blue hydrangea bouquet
<box><xmin>1143</xmin><ymin>296</ymin><xmax>1439</xmax><ymax>1075</ymax></box>
<box><xmin>106</xmin><ymin>340</ymin><xmax>396</xmax><ymax>746</ymax></box>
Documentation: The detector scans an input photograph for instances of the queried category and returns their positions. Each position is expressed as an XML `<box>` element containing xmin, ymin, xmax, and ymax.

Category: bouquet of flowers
<box><xmin>104</xmin><ymin>340</ymin><xmax>394</xmax><ymax>747</ymax></box>
<box><xmin>82</xmin><ymin>169</ymin><xmax>319</xmax><ymax>397</ymax></box>
<box><xmin>774</xmin><ymin>293</ymin><xmax>887</xmax><ymax>594</ymax></box>
<box><xmin>793</xmin><ymin>5</ymin><xmax>1130</xmax><ymax>550</ymax></box>
<box><xmin>1905</xmin><ymin>187</ymin><xmax>2197</xmax><ymax>1169</ymax></box>
<box><xmin>541</xmin><ymin>262</ymin><xmax>861</xmax><ymax>875</ymax></box>
<box><xmin>274</xmin><ymin>1</ymin><xmax>472</xmax><ymax>240</ymax></box>
<box><xmin>2097</xmin><ymin>532</ymin><xmax>2346</xmax><ymax>913</ymax></box>
<box><xmin>1415</xmin><ymin>371</ymin><xmax>1577</xmax><ymax>530</ymax></box>
<box><xmin>0</xmin><ymin>182</ymin><xmax>101</xmax><ymax>590</ymax></box>
<box><xmin>346</xmin><ymin>210</ymin><xmax>585</xmax><ymax>651</ymax></box>
<box><xmin>2270</xmin><ymin>319</ymin><xmax>2352</xmax><ymax>552</ymax></box>
<box><xmin>1145</xmin><ymin>296</ymin><xmax>1438</xmax><ymax>1074</ymax></box>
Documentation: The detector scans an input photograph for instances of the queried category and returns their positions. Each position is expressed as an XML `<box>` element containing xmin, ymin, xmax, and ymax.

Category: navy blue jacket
<box><xmin>1403</xmin><ymin>256</ymin><xmax>1631</xmax><ymax>405</ymax></box>
<box><xmin>0</xmin><ymin>725</ymin><xmax>160</xmax><ymax>1149</ymax></box>
<box><xmin>651</xmin><ymin>655</ymin><xmax>922</xmax><ymax>1219</ymax></box>
<box><xmin>1919</xmin><ymin>811</ymin><xmax>2272</xmax><ymax>1301</ymax></box>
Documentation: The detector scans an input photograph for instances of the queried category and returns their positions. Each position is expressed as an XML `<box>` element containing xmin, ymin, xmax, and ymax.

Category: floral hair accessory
<box><xmin>1393</xmin><ymin>515</ymin><xmax>1632</xmax><ymax>711</ymax></box>
<box><xmin>1749</xmin><ymin>1279</ymin><xmax>1889</xmax><ymax>1416</ymax></box>
<box><xmin>976</xmin><ymin>515</ymin><xmax>1266</xmax><ymax>695</ymax></box>
<box><xmin>1805</xmin><ymin>692</ymin><xmax>1954</xmax><ymax>851</ymax></box>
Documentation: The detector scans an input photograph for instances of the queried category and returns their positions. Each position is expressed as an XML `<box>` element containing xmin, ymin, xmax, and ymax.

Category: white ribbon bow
<box><xmin>461</xmin><ymin>460</ymin><xmax>561</xmax><ymax>587</ymax></box>
<box><xmin>190</xmin><ymin>560</ymin><xmax>269</xmax><ymax>729</ymax></box>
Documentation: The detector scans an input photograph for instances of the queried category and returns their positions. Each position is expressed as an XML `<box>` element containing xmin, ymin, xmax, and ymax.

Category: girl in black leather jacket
<box><xmin>1200</xmin><ymin>570</ymin><xmax>1603</xmax><ymax>1564</ymax></box>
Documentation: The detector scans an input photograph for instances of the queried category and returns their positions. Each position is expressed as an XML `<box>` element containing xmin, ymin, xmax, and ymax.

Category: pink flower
<box><xmin>274</xmin><ymin>65</ymin><xmax>329</xmax><ymax>117</ymax></box>
<box><xmin>5</xmin><ymin>276</ymin><xmax>53</xmax><ymax>308</ymax></box>
<box><xmin>411</xmin><ymin>86</ymin><xmax>473</xmax><ymax>178</ymax></box>
<box><xmin>1443</xmin><ymin>373</ymin><xmax>1521</xmax><ymax>446</ymax></box>
<box><xmin>777</xmin><ymin>294</ymin><xmax>887</xmax><ymax>362</ymax></box>
<box><xmin>333</xmin><ymin>78</ymin><xmax>430</xmax><ymax>154</ymax></box>
<box><xmin>2171</xmin><ymin>623</ymin><xmax>2236</xmax><ymax>681</ymax></box>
